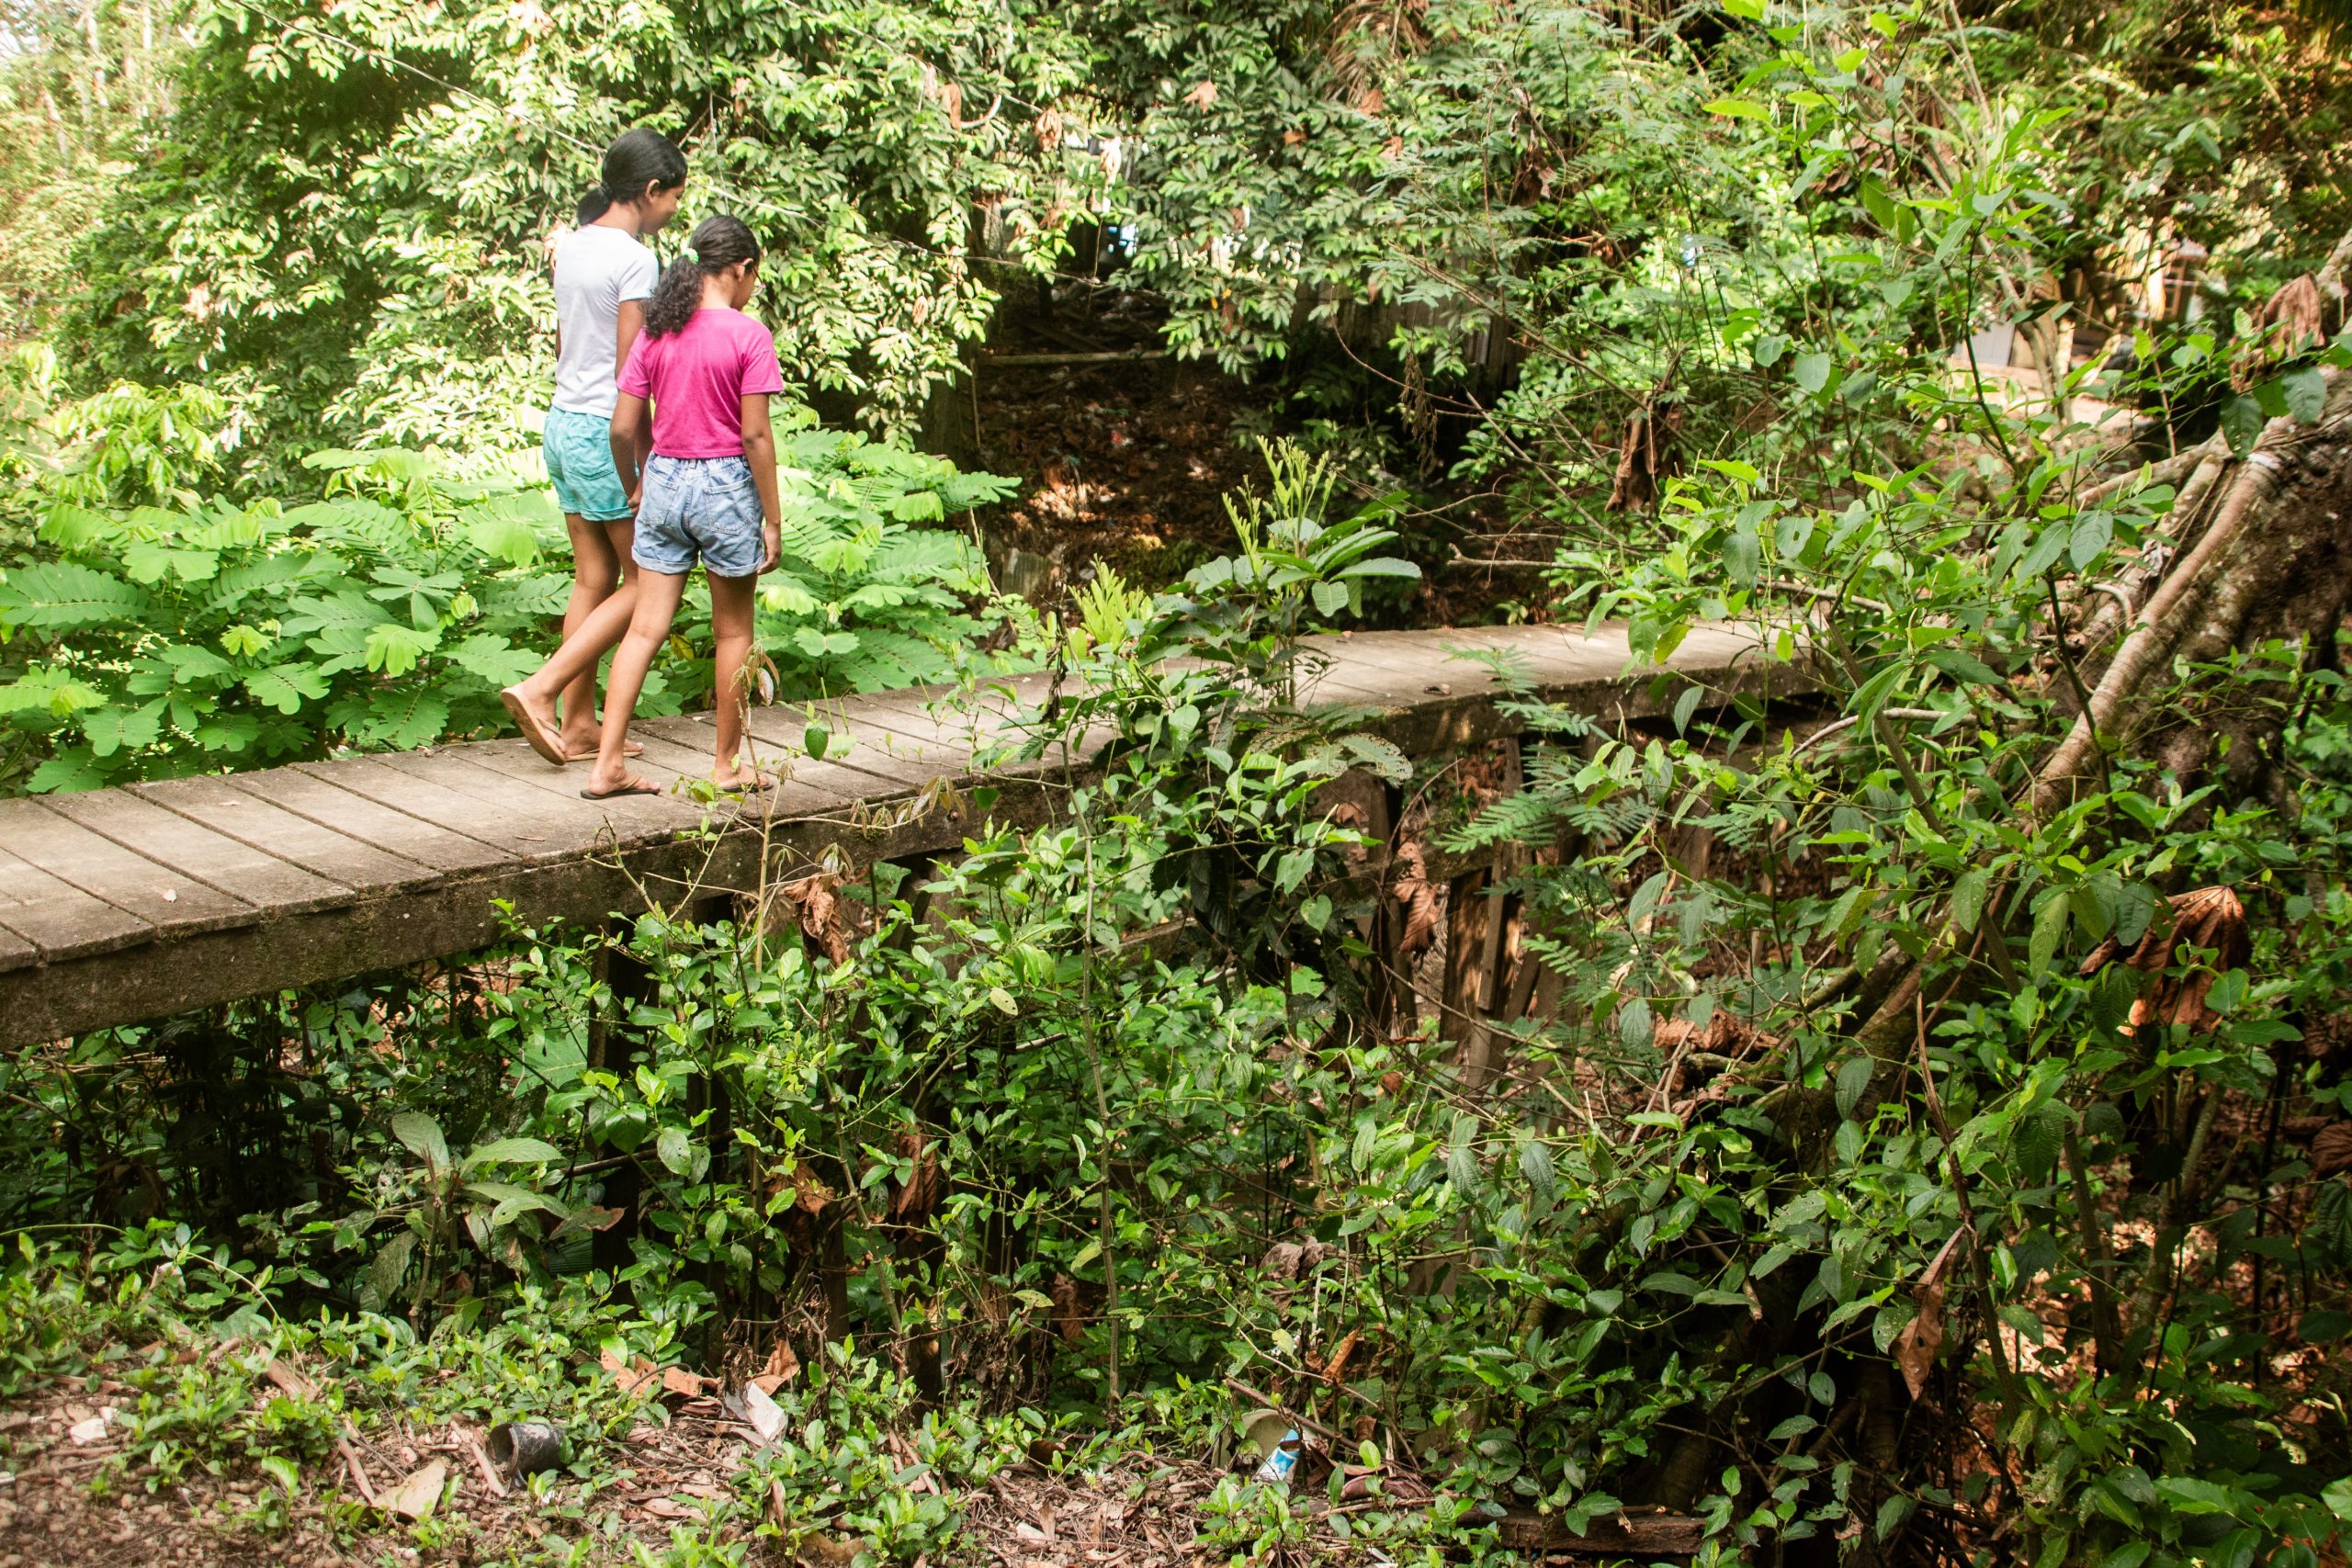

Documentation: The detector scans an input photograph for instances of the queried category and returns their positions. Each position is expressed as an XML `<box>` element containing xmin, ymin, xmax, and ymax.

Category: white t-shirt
<box><xmin>551</xmin><ymin>224</ymin><xmax>660</xmax><ymax>418</ymax></box>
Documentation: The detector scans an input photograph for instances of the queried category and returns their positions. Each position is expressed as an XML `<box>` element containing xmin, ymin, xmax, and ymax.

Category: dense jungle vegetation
<box><xmin>4</xmin><ymin>0</ymin><xmax>2352</xmax><ymax>1564</ymax></box>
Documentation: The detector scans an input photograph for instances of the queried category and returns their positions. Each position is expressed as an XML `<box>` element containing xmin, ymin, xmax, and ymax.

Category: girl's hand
<box><xmin>760</xmin><ymin>521</ymin><xmax>781</xmax><ymax>574</ymax></box>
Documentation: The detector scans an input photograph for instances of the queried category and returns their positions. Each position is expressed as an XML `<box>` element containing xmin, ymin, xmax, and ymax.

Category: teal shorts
<box><xmin>543</xmin><ymin>407</ymin><xmax>632</xmax><ymax>522</ymax></box>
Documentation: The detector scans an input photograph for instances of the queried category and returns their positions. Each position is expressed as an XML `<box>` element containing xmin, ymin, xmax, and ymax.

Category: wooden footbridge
<box><xmin>0</xmin><ymin>623</ymin><xmax>1770</xmax><ymax>1048</ymax></box>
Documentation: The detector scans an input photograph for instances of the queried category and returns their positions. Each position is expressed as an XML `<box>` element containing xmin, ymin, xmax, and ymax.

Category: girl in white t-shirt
<box><xmin>502</xmin><ymin>129</ymin><xmax>686</xmax><ymax>762</ymax></box>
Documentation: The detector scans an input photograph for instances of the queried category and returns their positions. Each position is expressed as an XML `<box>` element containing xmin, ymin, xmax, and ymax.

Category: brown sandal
<box><xmin>501</xmin><ymin>685</ymin><xmax>569</xmax><ymax>766</ymax></box>
<box><xmin>580</xmin><ymin>775</ymin><xmax>662</xmax><ymax>801</ymax></box>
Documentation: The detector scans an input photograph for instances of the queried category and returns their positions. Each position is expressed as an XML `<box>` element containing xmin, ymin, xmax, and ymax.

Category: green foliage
<box><xmin>750</xmin><ymin>423</ymin><xmax>1021</xmax><ymax>698</ymax></box>
<box><xmin>0</xmin><ymin>374</ymin><xmax>1023</xmax><ymax>789</ymax></box>
<box><xmin>0</xmin><ymin>0</ymin><xmax>177</xmax><ymax>343</ymax></box>
<box><xmin>46</xmin><ymin>0</ymin><xmax>1111</xmax><ymax>479</ymax></box>
<box><xmin>0</xmin><ymin>443</ymin><xmax>599</xmax><ymax>791</ymax></box>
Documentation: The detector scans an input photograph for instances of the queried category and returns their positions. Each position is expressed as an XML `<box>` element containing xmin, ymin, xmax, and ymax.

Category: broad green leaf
<box><xmin>2219</xmin><ymin>394</ymin><xmax>2266</xmax><ymax>456</ymax></box>
<box><xmin>0</xmin><ymin>563</ymin><xmax>150</xmax><ymax>629</ymax></box>
<box><xmin>362</xmin><ymin>1231</ymin><xmax>414</xmax><ymax>1312</ymax></box>
<box><xmin>2280</xmin><ymin>364</ymin><xmax>2328</xmax><ymax>423</ymax></box>
<box><xmin>1519</xmin><ymin>1137</ymin><xmax>1555</xmax><ymax>1198</ymax></box>
<box><xmin>391</xmin><ymin>1111</ymin><xmax>450</xmax><ymax>1174</ymax></box>
<box><xmin>2068</xmin><ymin>511</ymin><xmax>2113</xmax><ymax>570</ymax></box>
<box><xmin>259</xmin><ymin>1454</ymin><xmax>301</xmax><ymax>1497</ymax></box>
<box><xmin>1835</xmin><ymin>1055</ymin><xmax>1874</xmax><ymax>1119</ymax></box>
<box><xmin>243</xmin><ymin>666</ymin><xmax>330</xmax><ymax>714</ymax></box>
<box><xmin>2013</xmin><ymin>1103</ymin><xmax>2064</xmax><ymax>1181</ymax></box>
<box><xmin>465</xmin><ymin>1137</ymin><xmax>562</xmax><ymax>1169</ymax></box>
<box><xmin>1951</xmin><ymin>869</ymin><xmax>1990</xmax><ymax>932</ymax></box>
<box><xmin>1926</xmin><ymin>648</ymin><xmax>2001</xmax><ymax>685</ymax></box>
<box><xmin>2153</xmin><ymin>1476</ymin><xmax>2239</xmax><ymax>1516</ymax></box>
<box><xmin>2029</xmin><ymin>893</ymin><xmax>2069</xmax><ymax>978</ymax></box>
<box><xmin>2114</xmin><ymin>881</ymin><xmax>2156</xmax><ymax>947</ymax></box>
<box><xmin>1722</xmin><ymin>526</ymin><xmax>1759</xmax><ymax>588</ymax></box>
<box><xmin>364</xmin><ymin>623</ymin><xmax>440</xmax><ymax>676</ymax></box>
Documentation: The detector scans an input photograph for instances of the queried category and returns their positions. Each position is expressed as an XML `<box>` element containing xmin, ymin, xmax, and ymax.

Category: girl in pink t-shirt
<box><xmin>575</xmin><ymin>215</ymin><xmax>784</xmax><ymax>799</ymax></box>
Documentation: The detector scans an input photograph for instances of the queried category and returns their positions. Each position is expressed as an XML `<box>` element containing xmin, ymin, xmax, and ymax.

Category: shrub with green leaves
<box><xmin>0</xmin><ymin>385</ymin><xmax>1030</xmax><ymax>792</ymax></box>
<box><xmin>752</xmin><ymin>421</ymin><xmax>1021</xmax><ymax>698</ymax></box>
<box><xmin>0</xmin><ymin>446</ymin><xmax>583</xmax><ymax>791</ymax></box>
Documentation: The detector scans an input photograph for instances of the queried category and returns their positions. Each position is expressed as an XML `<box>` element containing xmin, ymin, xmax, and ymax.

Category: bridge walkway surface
<box><xmin>0</xmin><ymin>622</ymin><xmax>1770</xmax><ymax>1047</ymax></box>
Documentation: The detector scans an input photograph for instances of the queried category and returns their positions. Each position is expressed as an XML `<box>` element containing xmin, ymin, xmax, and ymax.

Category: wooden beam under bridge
<box><xmin>0</xmin><ymin>623</ymin><xmax>1778</xmax><ymax>1048</ymax></box>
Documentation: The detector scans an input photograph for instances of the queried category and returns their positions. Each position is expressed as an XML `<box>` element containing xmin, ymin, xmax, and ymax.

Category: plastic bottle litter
<box><xmin>1252</xmin><ymin>1429</ymin><xmax>1303</xmax><ymax>1486</ymax></box>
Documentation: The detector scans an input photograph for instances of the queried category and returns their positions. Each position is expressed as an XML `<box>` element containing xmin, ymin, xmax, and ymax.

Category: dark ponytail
<box><xmin>644</xmin><ymin>214</ymin><xmax>760</xmax><ymax>338</ymax></box>
<box><xmin>576</xmin><ymin>126</ymin><xmax>686</xmax><ymax>225</ymax></box>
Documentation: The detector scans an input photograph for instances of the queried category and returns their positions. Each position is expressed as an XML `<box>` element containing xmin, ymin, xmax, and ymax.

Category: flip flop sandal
<box><xmin>500</xmin><ymin>686</ymin><xmax>569</xmax><ymax>766</ymax></box>
<box><xmin>564</xmin><ymin>740</ymin><xmax>645</xmax><ymax>761</ymax></box>
<box><xmin>580</xmin><ymin>776</ymin><xmax>662</xmax><ymax>801</ymax></box>
<box><xmin>718</xmin><ymin>771</ymin><xmax>778</xmax><ymax>795</ymax></box>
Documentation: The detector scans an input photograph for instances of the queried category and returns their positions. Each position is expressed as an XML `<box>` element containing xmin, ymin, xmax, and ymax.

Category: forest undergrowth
<box><xmin>6</xmin><ymin>0</ymin><xmax>2352</xmax><ymax>1565</ymax></box>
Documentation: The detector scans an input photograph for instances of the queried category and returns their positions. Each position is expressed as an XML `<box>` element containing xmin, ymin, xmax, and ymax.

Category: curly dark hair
<box><xmin>643</xmin><ymin>214</ymin><xmax>761</xmax><ymax>339</ymax></box>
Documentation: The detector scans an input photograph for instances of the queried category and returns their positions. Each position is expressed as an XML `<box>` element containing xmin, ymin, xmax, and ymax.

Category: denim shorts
<box><xmin>542</xmin><ymin>408</ymin><xmax>632</xmax><ymax>522</ymax></box>
<box><xmin>632</xmin><ymin>455</ymin><xmax>763</xmax><ymax>578</ymax></box>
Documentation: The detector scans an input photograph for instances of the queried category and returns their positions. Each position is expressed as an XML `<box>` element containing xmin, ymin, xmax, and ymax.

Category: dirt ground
<box><xmin>964</xmin><ymin>281</ymin><xmax>1521</xmax><ymax>627</ymax></box>
<box><xmin>972</xmin><ymin>353</ymin><xmax>1276</xmax><ymax>600</ymax></box>
<box><xmin>0</xmin><ymin>1364</ymin><xmax>1248</xmax><ymax>1568</ymax></box>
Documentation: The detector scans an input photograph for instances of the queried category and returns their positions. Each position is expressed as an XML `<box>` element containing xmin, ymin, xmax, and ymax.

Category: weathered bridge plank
<box><xmin>0</xmin><ymin>849</ymin><xmax>136</xmax><ymax>966</ymax></box>
<box><xmin>0</xmin><ymin>624</ymin><xmax>1777</xmax><ymax>1048</ymax></box>
<box><xmin>131</xmin><ymin>775</ymin><xmax>445</xmax><ymax>896</ymax></box>
<box><xmin>45</xmin><ymin>789</ymin><xmax>356</xmax><ymax>915</ymax></box>
<box><xmin>0</xmin><ymin>913</ymin><xmax>37</xmax><ymax>974</ymax></box>
<box><xmin>0</xmin><ymin>800</ymin><xmax>254</xmax><ymax>940</ymax></box>
<box><xmin>225</xmin><ymin>767</ymin><xmax>511</xmax><ymax>875</ymax></box>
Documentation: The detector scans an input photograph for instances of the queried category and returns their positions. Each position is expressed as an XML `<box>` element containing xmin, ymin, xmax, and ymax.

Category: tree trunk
<box><xmin>1846</xmin><ymin>358</ymin><xmax>2352</xmax><ymax>1063</ymax></box>
<box><xmin>2037</xmin><ymin>372</ymin><xmax>2352</xmax><ymax>813</ymax></box>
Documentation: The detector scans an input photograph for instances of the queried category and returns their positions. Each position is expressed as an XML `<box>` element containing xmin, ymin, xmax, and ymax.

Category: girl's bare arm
<box><xmin>615</xmin><ymin>299</ymin><xmax>645</xmax><ymax>391</ymax></box>
<box><xmin>609</xmin><ymin>392</ymin><xmax>651</xmax><ymax>507</ymax></box>
<box><xmin>740</xmin><ymin>393</ymin><xmax>782</xmax><ymax>573</ymax></box>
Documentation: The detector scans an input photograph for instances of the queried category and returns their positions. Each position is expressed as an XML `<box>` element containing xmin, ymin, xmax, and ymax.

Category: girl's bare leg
<box><xmin>585</xmin><ymin>568</ymin><xmax>688</xmax><ymax>796</ymax></box>
<box><xmin>506</xmin><ymin>521</ymin><xmax>641</xmax><ymax>761</ymax></box>
<box><xmin>707</xmin><ymin>571</ymin><xmax>768</xmax><ymax>790</ymax></box>
<box><xmin>554</xmin><ymin>514</ymin><xmax>623</xmax><ymax>750</ymax></box>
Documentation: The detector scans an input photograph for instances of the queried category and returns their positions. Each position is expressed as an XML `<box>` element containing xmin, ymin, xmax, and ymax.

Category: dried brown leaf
<box><xmin>2233</xmin><ymin>272</ymin><xmax>2328</xmax><ymax>389</ymax></box>
<box><xmin>2079</xmin><ymin>886</ymin><xmax>2250</xmax><ymax>1034</ymax></box>
<box><xmin>662</xmin><ymin>1365</ymin><xmax>714</xmax><ymax>1400</ymax></box>
<box><xmin>759</xmin><ymin>1338</ymin><xmax>802</xmax><ymax>1386</ymax></box>
<box><xmin>390</xmin><ymin>1460</ymin><xmax>447</xmax><ymax>1521</ymax></box>
<box><xmin>1390</xmin><ymin>840</ymin><xmax>1442</xmax><ymax>963</ymax></box>
<box><xmin>1894</xmin><ymin>1231</ymin><xmax>1962</xmax><ymax>1400</ymax></box>
<box><xmin>600</xmin><ymin>1348</ymin><xmax>661</xmax><ymax>1397</ymax></box>
<box><xmin>1607</xmin><ymin>405</ymin><xmax>1682</xmax><ymax>514</ymax></box>
<box><xmin>889</xmin><ymin>1129</ymin><xmax>943</xmax><ymax>1224</ymax></box>
<box><xmin>776</xmin><ymin>872</ymin><xmax>854</xmax><ymax>965</ymax></box>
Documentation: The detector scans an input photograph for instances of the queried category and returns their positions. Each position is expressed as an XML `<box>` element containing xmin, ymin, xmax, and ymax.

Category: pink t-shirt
<box><xmin>617</xmin><ymin>307</ymin><xmax>786</xmax><ymax>458</ymax></box>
